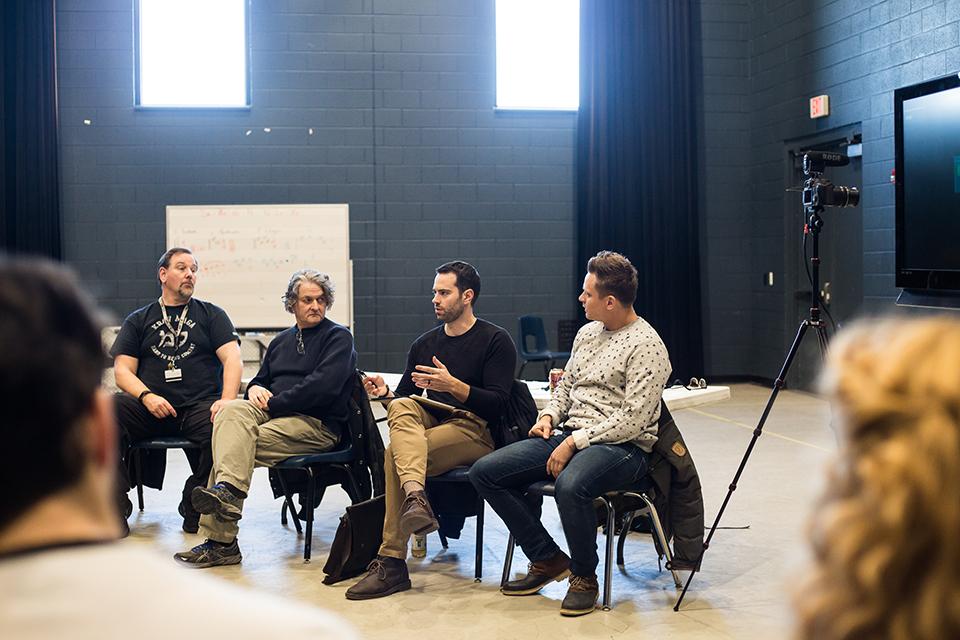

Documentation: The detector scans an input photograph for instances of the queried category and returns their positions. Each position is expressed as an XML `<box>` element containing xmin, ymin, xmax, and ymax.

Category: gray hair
<box><xmin>282</xmin><ymin>269</ymin><xmax>335</xmax><ymax>313</ymax></box>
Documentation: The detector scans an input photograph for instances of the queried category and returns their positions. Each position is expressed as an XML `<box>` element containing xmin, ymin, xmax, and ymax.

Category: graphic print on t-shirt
<box><xmin>149</xmin><ymin>314</ymin><xmax>197</xmax><ymax>367</ymax></box>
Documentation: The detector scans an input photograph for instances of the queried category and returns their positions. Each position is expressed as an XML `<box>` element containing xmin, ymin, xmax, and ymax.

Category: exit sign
<box><xmin>810</xmin><ymin>95</ymin><xmax>830</xmax><ymax>119</ymax></box>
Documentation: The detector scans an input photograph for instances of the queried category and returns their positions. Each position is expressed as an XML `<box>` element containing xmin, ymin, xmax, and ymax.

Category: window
<box><xmin>495</xmin><ymin>0</ymin><xmax>580</xmax><ymax>111</ymax></box>
<box><xmin>135</xmin><ymin>0</ymin><xmax>250</xmax><ymax>109</ymax></box>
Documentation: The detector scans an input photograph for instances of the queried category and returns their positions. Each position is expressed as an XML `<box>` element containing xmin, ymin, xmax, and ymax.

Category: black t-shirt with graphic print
<box><xmin>110</xmin><ymin>298</ymin><xmax>239</xmax><ymax>407</ymax></box>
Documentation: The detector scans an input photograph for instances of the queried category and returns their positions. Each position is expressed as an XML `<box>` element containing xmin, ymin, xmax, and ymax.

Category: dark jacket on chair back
<box><xmin>648</xmin><ymin>403</ymin><xmax>704</xmax><ymax>567</ymax></box>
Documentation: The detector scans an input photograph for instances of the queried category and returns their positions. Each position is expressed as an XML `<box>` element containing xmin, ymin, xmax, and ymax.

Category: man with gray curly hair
<box><xmin>175</xmin><ymin>269</ymin><xmax>357</xmax><ymax>568</ymax></box>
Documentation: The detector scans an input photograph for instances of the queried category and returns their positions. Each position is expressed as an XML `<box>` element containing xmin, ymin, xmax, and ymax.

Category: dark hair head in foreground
<box><xmin>0</xmin><ymin>256</ymin><xmax>106</xmax><ymax>530</ymax></box>
<box><xmin>795</xmin><ymin>317</ymin><xmax>960</xmax><ymax>640</ymax></box>
<box><xmin>587</xmin><ymin>251</ymin><xmax>638</xmax><ymax>307</ymax></box>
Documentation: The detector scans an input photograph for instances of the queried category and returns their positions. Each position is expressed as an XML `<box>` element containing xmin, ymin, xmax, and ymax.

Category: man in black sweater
<box><xmin>346</xmin><ymin>261</ymin><xmax>516</xmax><ymax>600</ymax></box>
<box><xmin>174</xmin><ymin>269</ymin><xmax>357</xmax><ymax>568</ymax></box>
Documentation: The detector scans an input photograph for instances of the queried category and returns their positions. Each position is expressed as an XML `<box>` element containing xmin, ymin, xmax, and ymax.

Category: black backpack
<box><xmin>490</xmin><ymin>380</ymin><xmax>538</xmax><ymax>449</ymax></box>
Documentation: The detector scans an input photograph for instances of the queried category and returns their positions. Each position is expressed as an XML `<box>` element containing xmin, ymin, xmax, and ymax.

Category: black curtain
<box><xmin>576</xmin><ymin>0</ymin><xmax>703</xmax><ymax>380</ymax></box>
<box><xmin>0</xmin><ymin>0</ymin><xmax>61</xmax><ymax>257</ymax></box>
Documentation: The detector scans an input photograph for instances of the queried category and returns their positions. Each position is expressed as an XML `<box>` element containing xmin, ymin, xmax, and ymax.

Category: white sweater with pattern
<box><xmin>539</xmin><ymin>317</ymin><xmax>671</xmax><ymax>452</ymax></box>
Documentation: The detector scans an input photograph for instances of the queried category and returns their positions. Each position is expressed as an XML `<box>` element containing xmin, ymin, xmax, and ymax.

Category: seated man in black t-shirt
<box><xmin>110</xmin><ymin>248</ymin><xmax>241</xmax><ymax>535</ymax></box>
<box><xmin>345</xmin><ymin>261</ymin><xmax>516</xmax><ymax>600</ymax></box>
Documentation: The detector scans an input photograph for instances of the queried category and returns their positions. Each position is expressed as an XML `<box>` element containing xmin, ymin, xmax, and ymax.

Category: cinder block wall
<box><xmin>698</xmin><ymin>0</ymin><xmax>959</xmax><ymax>378</ymax></box>
<box><xmin>57</xmin><ymin>0</ymin><xmax>577</xmax><ymax>371</ymax></box>
<box><xmin>59</xmin><ymin>0</ymin><xmax>959</xmax><ymax>378</ymax></box>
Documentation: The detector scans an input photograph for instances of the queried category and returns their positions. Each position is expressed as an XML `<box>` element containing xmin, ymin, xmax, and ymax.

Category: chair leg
<box><xmin>303</xmin><ymin>468</ymin><xmax>315</xmax><ymax>562</ymax></box>
<box><xmin>640</xmin><ymin>494</ymin><xmax>682</xmax><ymax>588</ymax></box>
<box><xmin>601</xmin><ymin>497</ymin><xmax>615</xmax><ymax>611</ymax></box>
<box><xmin>617</xmin><ymin>510</ymin><xmax>637</xmax><ymax>567</ymax></box>
<box><xmin>342</xmin><ymin>466</ymin><xmax>363</xmax><ymax>504</ymax></box>
<box><xmin>276</xmin><ymin>470</ymin><xmax>302</xmax><ymax>534</ymax></box>
<box><xmin>475</xmin><ymin>499</ymin><xmax>484</xmax><ymax>582</ymax></box>
<box><xmin>500</xmin><ymin>533</ymin><xmax>516</xmax><ymax>588</ymax></box>
<box><xmin>133</xmin><ymin>448</ymin><xmax>144</xmax><ymax>512</ymax></box>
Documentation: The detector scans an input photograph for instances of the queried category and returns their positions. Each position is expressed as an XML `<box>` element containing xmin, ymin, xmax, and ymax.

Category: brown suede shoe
<box><xmin>398</xmin><ymin>490</ymin><xmax>439</xmax><ymax>537</ymax></box>
<box><xmin>501</xmin><ymin>550</ymin><xmax>571</xmax><ymax>596</ymax></box>
<box><xmin>344</xmin><ymin>556</ymin><xmax>412</xmax><ymax>600</ymax></box>
<box><xmin>560</xmin><ymin>574</ymin><xmax>599</xmax><ymax>616</ymax></box>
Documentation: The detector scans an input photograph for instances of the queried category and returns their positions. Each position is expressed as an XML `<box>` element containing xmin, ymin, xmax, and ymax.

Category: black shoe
<box><xmin>501</xmin><ymin>550</ymin><xmax>571</xmax><ymax>596</ymax></box>
<box><xmin>117</xmin><ymin>494</ymin><xmax>132</xmax><ymax>538</ymax></box>
<box><xmin>191</xmin><ymin>482</ymin><xmax>243</xmax><ymax>522</ymax></box>
<box><xmin>173</xmin><ymin>539</ymin><xmax>242</xmax><ymax>568</ymax></box>
<box><xmin>560</xmin><ymin>574</ymin><xmax>599</xmax><ymax>616</ymax></box>
<box><xmin>344</xmin><ymin>556</ymin><xmax>412</xmax><ymax>600</ymax></box>
<box><xmin>398</xmin><ymin>490</ymin><xmax>439</xmax><ymax>538</ymax></box>
<box><xmin>120</xmin><ymin>494</ymin><xmax>133</xmax><ymax>519</ymax></box>
<box><xmin>178</xmin><ymin>502</ymin><xmax>200</xmax><ymax>534</ymax></box>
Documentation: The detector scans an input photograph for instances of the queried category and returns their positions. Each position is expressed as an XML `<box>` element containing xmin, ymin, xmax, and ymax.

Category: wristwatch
<box><xmin>138</xmin><ymin>389</ymin><xmax>154</xmax><ymax>402</ymax></box>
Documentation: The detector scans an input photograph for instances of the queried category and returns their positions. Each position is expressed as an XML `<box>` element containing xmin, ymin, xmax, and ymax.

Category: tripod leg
<box><xmin>674</xmin><ymin>320</ymin><xmax>811</xmax><ymax>611</ymax></box>
<box><xmin>815</xmin><ymin>324</ymin><xmax>830</xmax><ymax>362</ymax></box>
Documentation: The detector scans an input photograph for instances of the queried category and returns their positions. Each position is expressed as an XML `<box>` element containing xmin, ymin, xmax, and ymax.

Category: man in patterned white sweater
<box><xmin>470</xmin><ymin>251</ymin><xmax>671</xmax><ymax>617</ymax></box>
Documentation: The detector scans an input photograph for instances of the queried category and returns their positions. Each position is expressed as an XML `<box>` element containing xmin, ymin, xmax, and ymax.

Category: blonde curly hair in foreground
<box><xmin>794</xmin><ymin>317</ymin><xmax>960</xmax><ymax>640</ymax></box>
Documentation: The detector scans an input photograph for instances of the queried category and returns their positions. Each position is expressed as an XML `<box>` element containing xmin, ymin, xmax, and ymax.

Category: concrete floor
<box><xmin>123</xmin><ymin>383</ymin><xmax>837</xmax><ymax>639</ymax></box>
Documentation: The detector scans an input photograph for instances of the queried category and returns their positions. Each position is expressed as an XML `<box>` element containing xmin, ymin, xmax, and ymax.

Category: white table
<box><xmin>370</xmin><ymin>373</ymin><xmax>730</xmax><ymax>412</ymax></box>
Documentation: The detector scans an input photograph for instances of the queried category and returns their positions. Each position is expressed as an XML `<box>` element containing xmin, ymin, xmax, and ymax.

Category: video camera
<box><xmin>800</xmin><ymin>151</ymin><xmax>860</xmax><ymax>209</ymax></box>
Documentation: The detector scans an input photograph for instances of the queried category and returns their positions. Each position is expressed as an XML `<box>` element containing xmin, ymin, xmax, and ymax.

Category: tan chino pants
<box><xmin>379</xmin><ymin>397</ymin><xmax>494</xmax><ymax>559</ymax></box>
<box><xmin>199</xmin><ymin>399</ymin><xmax>338</xmax><ymax>542</ymax></box>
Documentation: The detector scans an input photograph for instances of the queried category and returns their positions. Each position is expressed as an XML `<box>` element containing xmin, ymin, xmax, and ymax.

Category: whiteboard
<box><xmin>166</xmin><ymin>204</ymin><xmax>352</xmax><ymax>330</ymax></box>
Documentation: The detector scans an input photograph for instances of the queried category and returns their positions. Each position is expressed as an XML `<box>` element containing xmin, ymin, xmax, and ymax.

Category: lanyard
<box><xmin>158</xmin><ymin>298</ymin><xmax>189</xmax><ymax>347</ymax></box>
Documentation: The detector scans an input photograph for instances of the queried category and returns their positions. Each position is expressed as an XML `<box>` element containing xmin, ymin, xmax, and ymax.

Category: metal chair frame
<box><xmin>499</xmin><ymin>481</ymin><xmax>681</xmax><ymax>611</ymax></box>
<box><xmin>426</xmin><ymin>466</ymin><xmax>485</xmax><ymax>582</ymax></box>
<box><xmin>130</xmin><ymin>437</ymin><xmax>202</xmax><ymax>512</ymax></box>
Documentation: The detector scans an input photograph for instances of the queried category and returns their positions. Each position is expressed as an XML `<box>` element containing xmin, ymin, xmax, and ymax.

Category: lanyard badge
<box><xmin>159</xmin><ymin>298</ymin><xmax>189</xmax><ymax>383</ymax></box>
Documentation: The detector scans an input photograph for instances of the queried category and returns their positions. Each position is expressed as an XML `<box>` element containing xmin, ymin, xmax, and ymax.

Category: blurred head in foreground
<box><xmin>795</xmin><ymin>317</ymin><xmax>960</xmax><ymax>640</ymax></box>
<box><xmin>0</xmin><ymin>256</ymin><xmax>117</xmax><ymax>547</ymax></box>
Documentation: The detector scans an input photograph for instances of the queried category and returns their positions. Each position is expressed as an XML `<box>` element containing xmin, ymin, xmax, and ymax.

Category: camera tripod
<box><xmin>674</xmin><ymin>202</ymin><xmax>830</xmax><ymax>610</ymax></box>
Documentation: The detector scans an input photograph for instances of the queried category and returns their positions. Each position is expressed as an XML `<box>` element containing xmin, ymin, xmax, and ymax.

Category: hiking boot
<box><xmin>178</xmin><ymin>502</ymin><xmax>200</xmax><ymax>534</ymax></box>
<box><xmin>344</xmin><ymin>556</ymin><xmax>411</xmax><ymax>600</ymax></box>
<box><xmin>560</xmin><ymin>574</ymin><xmax>599</xmax><ymax>616</ymax></box>
<box><xmin>501</xmin><ymin>550</ymin><xmax>571</xmax><ymax>596</ymax></box>
<box><xmin>173</xmin><ymin>538</ymin><xmax>242</xmax><ymax>568</ymax></box>
<box><xmin>191</xmin><ymin>482</ymin><xmax>243</xmax><ymax>522</ymax></box>
<box><xmin>398</xmin><ymin>490</ymin><xmax>439</xmax><ymax>537</ymax></box>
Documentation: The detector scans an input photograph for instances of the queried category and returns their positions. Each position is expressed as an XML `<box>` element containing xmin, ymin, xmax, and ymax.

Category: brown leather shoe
<box><xmin>501</xmin><ymin>550</ymin><xmax>571</xmax><ymax>596</ymax></box>
<box><xmin>344</xmin><ymin>556</ymin><xmax>412</xmax><ymax>600</ymax></box>
<box><xmin>560</xmin><ymin>574</ymin><xmax>599</xmax><ymax>616</ymax></box>
<box><xmin>398</xmin><ymin>490</ymin><xmax>439</xmax><ymax>538</ymax></box>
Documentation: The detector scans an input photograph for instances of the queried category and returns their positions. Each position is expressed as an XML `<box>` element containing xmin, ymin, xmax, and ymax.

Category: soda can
<box><xmin>549</xmin><ymin>368</ymin><xmax>565</xmax><ymax>394</ymax></box>
<box><xmin>411</xmin><ymin>533</ymin><xmax>427</xmax><ymax>558</ymax></box>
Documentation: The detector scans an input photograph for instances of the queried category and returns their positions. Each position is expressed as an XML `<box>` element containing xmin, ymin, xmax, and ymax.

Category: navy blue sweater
<box><xmin>247</xmin><ymin>318</ymin><xmax>357</xmax><ymax>428</ymax></box>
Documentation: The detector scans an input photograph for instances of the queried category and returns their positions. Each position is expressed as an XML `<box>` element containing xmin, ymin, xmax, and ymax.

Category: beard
<box><xmin>437</xmin><ymin>300</ymin><xmax>465</xmax><ymax>323</ymax></box>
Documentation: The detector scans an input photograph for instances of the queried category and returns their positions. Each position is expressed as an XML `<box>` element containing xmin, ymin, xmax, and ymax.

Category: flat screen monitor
<box><xmin>894</xmin><ymin>73</ymin><xmax>960</xmax><ymax>293</ymax></box>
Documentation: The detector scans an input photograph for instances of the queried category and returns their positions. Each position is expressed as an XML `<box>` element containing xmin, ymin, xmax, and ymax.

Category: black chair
<box><xmin>425</xmin><ymin>465</ymin><xmax>485</xmax><ymax>582</ymax></box>
<box><xmin>272</xmin><ymin>374</ymin><xmax>376</xmax><ymax>562</ymax></box>
<box><xmin>499</xmin><ymin>478</ymin><xmax>681</xmax><ymax>611</ymax></box>
<box><xmin>130</xmin><ymin>437</ymin><xmax>202</xmax><ymax>512</ymax></box>
<box><xmin>517</xmin><ymin>315</ymin><xmax>570</xmax><ymax>379</ymax></box>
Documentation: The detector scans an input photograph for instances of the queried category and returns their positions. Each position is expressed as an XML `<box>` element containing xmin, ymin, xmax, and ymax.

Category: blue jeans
<box><xmin>470</xmin><ymin>434</ymin><xmax>651</xmax><ymax>577</ymax></box>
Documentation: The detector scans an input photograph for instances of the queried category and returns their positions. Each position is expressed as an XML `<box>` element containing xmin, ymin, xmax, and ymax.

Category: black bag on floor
<box><xmin>321</xmin><ymin>494</ymin><xmax>385</xmax><ymax>585</ymax></box>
